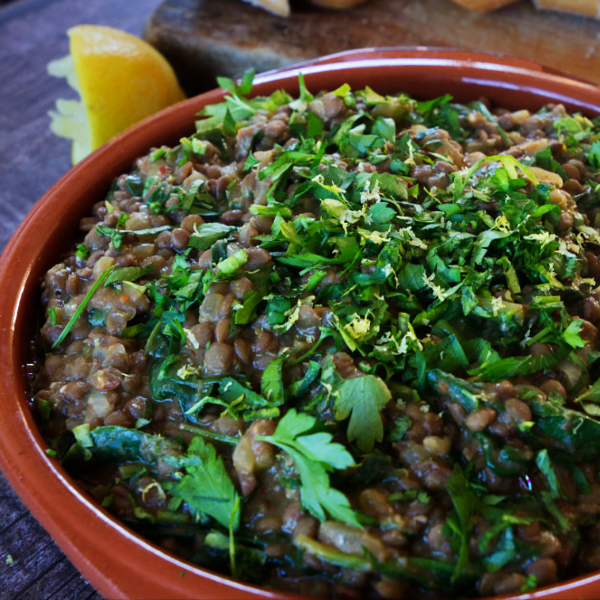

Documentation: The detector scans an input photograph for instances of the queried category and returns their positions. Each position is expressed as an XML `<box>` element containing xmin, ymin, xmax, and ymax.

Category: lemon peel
<box><xmin>48</xmin><ymin>25</ymin><xmax>185</xmax><ymax>164</ymax></box>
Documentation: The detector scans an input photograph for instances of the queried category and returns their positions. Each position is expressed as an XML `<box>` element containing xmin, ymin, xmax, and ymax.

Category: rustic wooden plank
<box><xmin>0</xmin><ymin>471</ymin><xmax>25</xmax><ymax>498</ymax></box>
<box><xmin>0</xmin><ymin>516</ymin><xmax>63</xmax><ymax>591</ymax></box>
<box><xmin>0</xmin><ymin>492</ymin><xmax>107</xmax><ymax>599</ymax></box>
<box><xmin>83</xmin><ymin>592</ymin><xmax>105</xmax><ymax>600</ymax></box>
<box><xmin>0</xmin><ymin>477</ymin><xmax>30</xmax><ymax>545</ymax></box>
<box><xmin>0</xmin><ymin>1</ymin><xmax>165</xmax><ymax>597</ymax></box>
<box><xmin>44</xmin><ymin>572</ymin><xmax>106</xmax><ymax>600</ymax></box>
<box><xmin>0</xmin><ymin>471</ymin><xmax>19</xmax><ymax>497</ymax></box>
<box><xmin>143</xmin><ymin>0</ymin><xmax>600</xmax><ymax>96</ymax></box>
<box><xmin>17</xmin><ymin>557</ymin><xmax>94</xmax><ymax>600</ymax></box>
<box><xmin>0</xmin><ymin>502</ymin><xmax>28</xmax><ymax>537</ymax></box>
<box><xmin>0</xmin><ymin>475</ymin><xmax>107</xmax><ymax>599</ymax></box>
<box><xmin>17</xmin><ymin>558</ymin><xmax>79</xmax><ymax>599</ymax></box>
<box><xmin>0</xmin><ymin>0</ymin><xmax>163</xmax><ymax>253</ymax></box>
<box><xmin>0</xmin><ymin>479</ymin><xmax>102</xmax><ymax>597</ymax></box>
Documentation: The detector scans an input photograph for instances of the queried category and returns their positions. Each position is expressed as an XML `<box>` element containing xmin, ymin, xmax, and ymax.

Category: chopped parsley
<box><xmin>37</xmin><ymin>72</ymin><xmax>600</xmax><ymax>598</ymax></box>
<box><xmin>165</xmin><ymin>436</ymin><xmax>240</xmax><ymax>530</ymax></box>
<box><xmin>258</xmin><ymin>409</ymin><xmax>359</xmax><ymax>527</ymax></box>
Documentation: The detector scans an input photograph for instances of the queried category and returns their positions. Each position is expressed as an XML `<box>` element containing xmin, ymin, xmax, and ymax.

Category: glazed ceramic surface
<box><xmin>3</xmin><ymin>49</ymin><xmax>600</xmax><ymax>600</ymax></box>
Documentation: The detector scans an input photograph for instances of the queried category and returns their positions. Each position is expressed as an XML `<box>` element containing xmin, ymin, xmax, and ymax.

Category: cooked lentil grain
<box><xmin>33</xmin><ymin>78</ymin><xmax>600</xmax><ymax>599</ymax></box>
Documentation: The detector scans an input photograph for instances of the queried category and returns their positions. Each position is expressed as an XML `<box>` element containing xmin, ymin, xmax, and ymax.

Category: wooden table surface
<box><xmin>0</xmin><ymin>2</ymin><xmax>162</xmax><ymax>597</ymax></box>
<box><xmin>1</xmin><ymin>0</ymin><xmax>600</xmax><ymax>598</ymax></box>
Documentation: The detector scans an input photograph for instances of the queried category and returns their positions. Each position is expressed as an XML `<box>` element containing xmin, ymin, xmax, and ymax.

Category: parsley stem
<box><xmin>229</xmin><ymin>496</ymin><xmax>241</xmax><ymax>579</ymax></box>
<box><xmin>179</xmin><ymin>423</ymin><xmax>239</xmax><ymax>445</ymax></box>
<box><xmin>287</xmin><ymin>334</ymin><xmax>326</xmax><ymax>366</ymax></box>
<box><xmin>293</xmin><ymin>534</ymin><xmax>372</xmax><ymax>572</ymax></box>
<box><xmin>52</xmin><ymin>266</ymin><xmax>115</xmax><ymax>349</ymax></box>
<box><xmin>154</xmin><ymin>510</ymin><xmax>193</xmax><ymax>524</ymax></box>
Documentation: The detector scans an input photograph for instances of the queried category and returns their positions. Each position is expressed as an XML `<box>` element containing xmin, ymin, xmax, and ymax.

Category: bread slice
<box><xmin>450</xmin><ymin>0</ymin><xmax>519</xmax><ymax>11</ymax></box>
<box><xmin>533</xmin><ymin>0</ymin><xmax>600</xmax><ymax>18</ymax></box>
<box><xmin>240</xmin><ymin>0</ymin><xmax>290</xmax><ymax>16</ymax></box>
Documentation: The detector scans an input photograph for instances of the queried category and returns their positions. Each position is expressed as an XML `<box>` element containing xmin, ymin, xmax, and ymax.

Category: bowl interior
<box><xmin>3</xmin><ymin>48</ymin><xmax>600</xmax><ymax>600</ymax></box>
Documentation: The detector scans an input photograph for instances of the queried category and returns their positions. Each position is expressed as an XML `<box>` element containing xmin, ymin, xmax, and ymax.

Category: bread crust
<box><xmin>243</xmin><ymin>0</ymin><xmax>600</xmax><ymax>19</ymax></box>
<box><xmin>307</xmin><ymin>0</ymin><xmax>369</xmax><ymax>8</ymax></box>
<box><xmin>533</xmin><ymin>0</ymin><xmax>600</xmax><ymax>18</ymax></box>
<box><xmin>452</xmin><ymin>0</ymin><xmax>600</xmax><ymax>16</ymax></box>
<box><xmin>240</xmin><ymin>0</ymin><xmax>290</xmax><ymax>16</ymax></box>
<box><xmin>450</xmin><ymin>0</ymin><xmax>519</xmax><ymax>12</ymax></box>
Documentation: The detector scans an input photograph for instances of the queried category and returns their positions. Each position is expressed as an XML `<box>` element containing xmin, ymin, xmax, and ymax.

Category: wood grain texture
<box><xmin>144</xmin><ymin>0</ymin><xmax>600</xmax><ymax>96</ymax></box>
<box><xmin>0</xmin><ymin>1</ymin><xmax>162</xmax><ymax>597</ymax></box>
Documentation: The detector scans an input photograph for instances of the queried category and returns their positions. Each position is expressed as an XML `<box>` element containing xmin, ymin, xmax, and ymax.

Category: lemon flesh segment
<box><xmin>47</xmin><ymin>25</ymin><xmax>186</xmax><ymax>164</ymax></box>
<box><xmin>48</xmin><ymin>55</ymin><xmax>91</xmax><ymax>164</ymax></box>
<box><xmin>48</xmin><ymin>97</ymin><xmax>91</xmax><ymax>165</ymax></box>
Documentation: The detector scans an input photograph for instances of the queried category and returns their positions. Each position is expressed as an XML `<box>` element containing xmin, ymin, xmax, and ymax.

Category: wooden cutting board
<box><xmin>143</xmin><ymin>0</ymin><xmax>600</xmax><ymax>95</ymax></box>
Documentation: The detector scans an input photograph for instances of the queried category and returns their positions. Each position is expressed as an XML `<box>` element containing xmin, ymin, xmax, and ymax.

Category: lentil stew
<box><xmin>32</xmin><ymin>74</ymin><xmax>600</xmax><ymax>599</ymax></box>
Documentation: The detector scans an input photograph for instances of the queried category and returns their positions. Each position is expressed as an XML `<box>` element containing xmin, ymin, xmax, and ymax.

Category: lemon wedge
<box><xmin>48</xmin><ymin>25</ymin><xmax>186</xmax><ymax>164</ymax></box>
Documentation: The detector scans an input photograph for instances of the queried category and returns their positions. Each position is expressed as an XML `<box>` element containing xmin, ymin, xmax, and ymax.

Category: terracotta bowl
<box><xmin>3</xmin><ymin>48</ymin><xmax>600</xmax><ymax>600</ymax></box>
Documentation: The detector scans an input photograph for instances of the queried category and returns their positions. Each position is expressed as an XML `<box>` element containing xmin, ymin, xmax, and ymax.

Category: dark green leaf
<box><xmin>334</xmin><ymin>374</ymin><xmax>392</xmax><ymax>452</ymax></box>
<box><xmin>258</xmin><ymin>409</ymin><xmax>359</xmax><ymax>526</ymax></box>
<box><xmin>234</xmin><ymin>290</ymin><xmax>263</xmax><ymax>325</ymax></box>
<box><xmin>104</xmin><ymin>264</ymin><xmax>153</xmax><ymax>286</ymax></box>
<box><xmin>536</xmin><ymin>449</ymin><xmax>563</xmax><ymax>499</ymax></box>
<box><xmin>446</xmin><ymin>464</ymin><xmax>477</xmax><ymax>581</ymax></box>
<box><xmin>589</xmin><ymin>140</ymin><xmax>600</xmax><ymax>169</ymax></box>
<box><xmin>125</xmin><ymin>174</ymin><xmax>144</xmax><ymax>196</ymax></box>
<box><xmin>189</xmin><ymin>223</ymin><xmax>235</xmax><ymax>251</ymax></box>
<box><xmin>167</xmin><ymin>436</ymin><xmax>240</xmax><ymax>530</ymax></box>
<box><xmin>386</xmin><ymin>415</ymin><xmax>412</xmax><ymax>443</ymax></box>
<box><xmin>261</xmin><ymin>356</ymin><xmax>285</xmax><ymax>404</ymax></box>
